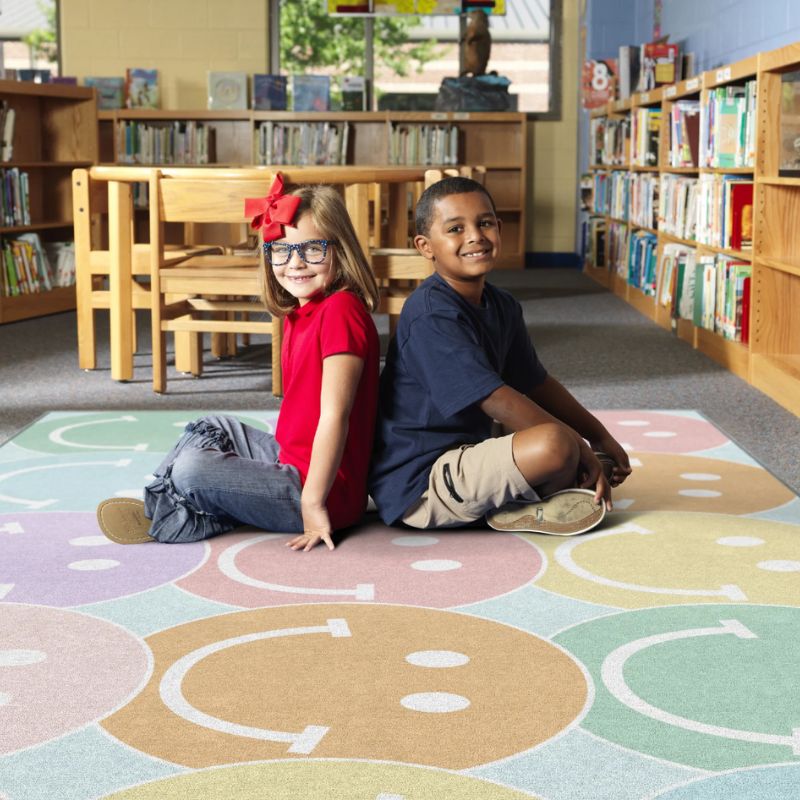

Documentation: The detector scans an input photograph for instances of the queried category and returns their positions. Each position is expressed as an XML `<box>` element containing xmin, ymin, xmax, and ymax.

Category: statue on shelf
<box><xmin>460</xmin><ymin>9</ymin><xmax>492</xmax><ymax>77</ymax></box>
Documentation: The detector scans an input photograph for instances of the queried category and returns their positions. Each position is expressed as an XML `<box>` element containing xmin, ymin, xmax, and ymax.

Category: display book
<box><xmin>0</xmin><ymin>233</ymin><xmax>74</xmax><ymax>298</ymax></box>
<box><xmin>84</xmin><ymin>69</ymin><xmax>158</xmax><ymax>109</ymax></box>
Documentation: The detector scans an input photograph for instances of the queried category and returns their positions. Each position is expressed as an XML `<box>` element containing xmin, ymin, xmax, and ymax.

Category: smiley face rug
<box><xmin>1</xmin><ymin>410</ymin><xmax>798</xmax><ymax>800</ymax></box>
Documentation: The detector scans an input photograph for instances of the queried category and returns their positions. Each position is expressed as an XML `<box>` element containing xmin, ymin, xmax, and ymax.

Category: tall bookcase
<box><xmin>97</xmin><ymin>109</ymin><xmax>527</xmax><ymax>270</ymax></box>
<box><xmin>0</xmin><ymin>80</ymin><xmax>97</xmax><ymax>323</ymax></box>
<box><xmin>583</xmin><ymin>48</ymin><xmax>800</xmax><ymax>418</ymax></box>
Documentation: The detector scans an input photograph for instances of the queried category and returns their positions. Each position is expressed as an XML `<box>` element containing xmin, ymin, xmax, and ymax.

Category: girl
<box><xmin>96</xmin><ymin>178</ymin><xmax>381</xmax><ymax>552</ymax></box>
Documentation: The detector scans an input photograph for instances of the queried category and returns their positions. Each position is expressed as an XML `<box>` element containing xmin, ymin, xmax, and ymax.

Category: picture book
<box><xmin>617</xmin><ymin>45</ymin><xmax>641</xmax><ymax>101</ymax></box>
<box><xmin>84</xmin><ymin>77</ymin><xmax>125</xmax><ymax>110</ymax></box>
<box><xmin>291</xmin><ymin>75</ymin><xmax>330</xmax><ymax>112</ymax></box>
<box><xmin>207</xmin><ymin>72</ymin><xmax>249</xmax><ymax>110</ymax></box>
<box><xmin>582</xmin><ymin>59</ymin><xmax>617</xmax><ymax>109</ymax></box>
<box><xmin>639</xmin><ymin>41</ymin><xmax>680</xmax><ymax>92</ymax></box>
<box><xmin>125</xmin><ymin>68</ymin><xmax>159</xmax><ymax>109</ymax></box>
<box><xmin>728</xmin><ymin>181</ymin><xmax>754</xmax><ymax>250</ymax></box>
<box><xmin>252</xmin><ymin>74</ymin><xmax>287</xmax><ymax>111</ymax></box>
<box><xmin>340</xmin><ymin>76</ymin><xmax>367</xmax><ymax>111</ymax></box>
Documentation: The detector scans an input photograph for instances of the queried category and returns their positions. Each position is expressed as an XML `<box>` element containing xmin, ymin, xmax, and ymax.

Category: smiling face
<box><xmin>270</xmin><ymin>211</ymin><xmax>335</xmax><ymax>306</ymax></box>
<box><xmin>414</xmin><ymin>191</ymin><xmax>501</xmax><ymax>300</ymax></box>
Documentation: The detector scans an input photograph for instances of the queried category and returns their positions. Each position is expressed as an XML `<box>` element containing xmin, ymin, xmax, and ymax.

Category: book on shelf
<box><xmin>631</xmin><ymin>107</ymin><xmax>660</xmax><ymax>166</ymax></box>
<box><xmin>582</xmin><ymin>59</ymin><xmax>617</xmax><ymax>109</ymax></box>
<box><xmin>0</xmin><ymin>103</ymin><xmax>16</xmax><ymax>162</ymax></box>
<box><xmin>115</xmin><ymin>120</ymin><xmax>215</xmax><ymax>165</ymax></box>
<box><xmin>17</xmin><ymin>68</ymin><xmax>52</xmax><ymax>84</ymax></box>
<box><xmin>617</xmin><ymin>45</ymin><xmax>641</xmax><ymax>101</ymax></box>
<box><xmin>669</xmin><ymin>99</ymin><xmax>700</xmax><ymax>168</ymax></box>
<box><xmin>0</xmin><ymin>167</ymin><xmax>30</xmax><ymax>226</ymax></box>
<box><xmin>291</xmin><ymin>75</ymin><xmax>330</xmax><ymax>112</ymax></box>
<box><xmin>51</xmin><ymin>76</ymin><xmax>78</xmax><ymax>85</ymax></box>
<box><xmin>0</xmin><ymin>233</ymin><xmax>56</xmax><ymax>297</ymax></box>
<box><xmin>207</xmin><ymin>71</ymin><xmax>249</xmax><ymax>110</ymax></box>
<box><xmin>638</xmin><ymin>41</ymin><xmax>680</xmax><ymax>92</ymax></box>
<box><xmin>125</xmin><ymin>68</ymin><xmax>159</xmax><ymax>109</ymax></box>
<box><xmin>42</xmin><ymin>242</ymin><xmax>76</xmax><ymax>288</ymax></box>
<box><xmin>252</xmin><ymin>74</ymin><xmax>287</xmax><ymax>111</ymax></box>
<box><xmin>340</xmin><ymin>76</ymin><xmax>367</xmax><ymax>111</ymax></box>
<box><xmin>628</xmin><ymin>229</ymin><xmax>658</xmax><ymax>295</ymax></box>
<box><xmin>255</xmin><ymin>120</ymin><xmax>349</xmax><ymax>165</ymax></box>
<box><xmin>728</xmin><ymin>181</ymin><xmax>753</xmax><ymax>250</ymax></box>
<box><xmin>84</xmin><ymin>77</ymin><xmax>125</xmax><ymax>110</ymax></box>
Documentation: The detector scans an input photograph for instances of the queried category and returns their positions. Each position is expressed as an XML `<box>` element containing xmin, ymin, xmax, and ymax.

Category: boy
<box><xmin>369</xmin><ymin>177</ymin><xmax>631</xmax><ymax>535</ymax></box>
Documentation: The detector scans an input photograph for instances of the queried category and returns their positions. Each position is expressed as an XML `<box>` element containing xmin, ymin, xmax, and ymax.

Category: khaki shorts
<box><xmin>402</xmin><ymin>434</ymin><xmax>540</xmax><ymax>529</ymax></box>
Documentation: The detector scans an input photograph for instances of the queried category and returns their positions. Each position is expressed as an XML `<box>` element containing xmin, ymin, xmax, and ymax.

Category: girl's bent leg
<box><xmin>144</xmin><ymin>415</ymin><xmax>303</xmax><ymax>543</ymax></box>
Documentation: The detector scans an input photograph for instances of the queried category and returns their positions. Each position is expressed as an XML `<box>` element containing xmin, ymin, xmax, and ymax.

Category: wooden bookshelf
<box><xmin>0</xmin><ymin>80</ymin><xmax>97</xmax><ymax>324</ymax></box>
<box><xmin>751</xmin><ymin>43</ymin><xmax>800</xmax><ymax>415</ymax></box>
<box><xmin>582</xmin><ymin>50</ymin><xmax>798</xmax><ymax>407</ymax></box>
<box><xmin>97</xmin><ymin>109</ymin><xmax>527</xmax><ymax>269</ymax></box>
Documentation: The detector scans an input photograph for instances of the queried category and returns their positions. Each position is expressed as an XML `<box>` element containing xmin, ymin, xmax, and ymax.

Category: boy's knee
<box><xmin>513</xmin><ymin>422</ymin><xmax>579</xmax><ymax>475</ymax></box>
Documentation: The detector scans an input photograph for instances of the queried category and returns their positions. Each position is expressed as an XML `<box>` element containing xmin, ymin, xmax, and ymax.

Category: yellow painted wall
<box><xmin>60</xmin><ymin>0</ymin><xmax>269</xmax><ymax>109</ymax></box>
<box><xmin>61</xmin><ymin>0</ymin><xmax>578</xmax><ymax>255</ymax></box>
<box><xmin>529</xmin><ymin>0</ymin><xmax>578</xmax><ymax>254</ymax></box>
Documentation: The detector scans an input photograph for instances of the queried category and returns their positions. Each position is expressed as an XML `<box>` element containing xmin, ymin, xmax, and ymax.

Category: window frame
<box><xmin>268</xmin><ymin>0</ymin><xmax>561</xmax><ymax>120</ymax></box>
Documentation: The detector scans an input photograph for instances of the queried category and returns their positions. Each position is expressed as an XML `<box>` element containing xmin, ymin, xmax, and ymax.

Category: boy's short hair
<box><xmin>415</xmin><ymin>176</ymin><xmax>497</xmax><ymax>236</ymax></box>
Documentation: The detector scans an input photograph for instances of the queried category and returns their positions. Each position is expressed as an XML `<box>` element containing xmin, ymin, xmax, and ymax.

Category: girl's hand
<box><xmin>590</xmin><ymin>435</ymin><xmax>633</xmax><ymax>488</ymax></box>
<box><xmin>288</xmin><ymin>501</ymin><xmax>335</xmax><ymax>552</ymax></box>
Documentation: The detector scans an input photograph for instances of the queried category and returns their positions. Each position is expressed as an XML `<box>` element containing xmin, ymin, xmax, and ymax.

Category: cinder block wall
<box><xmin>60</xmin><ymin>0</ymin><xmax>268</xmax><ymax>109</ymax></box>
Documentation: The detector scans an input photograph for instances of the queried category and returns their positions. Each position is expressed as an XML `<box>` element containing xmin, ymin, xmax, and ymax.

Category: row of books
<box><xmin>695</xmin><ymin>174</ymin><xmax>753</xmax><ymax>250</ymax></box>
<box><xmin>389</xmin><ymin>124</ymin><xmax>459</xmax><ymax>166</ymax></box>
<box><xmin>254</xmin><ymin>121</ymin><xmax>349</xmax><ymax>166</ymax></box>
<box><xmin>608</xmin><ymin>220</ymin><xmax>629</xmax><ymax>274</ymax></box>
<box><xmin>85</xmin><ymin>70</ymin><xmax>368</xmax><ymax>113</ymax></box>
<box><xmin>590</xmin><ymin>117</ymin><xmax>629</xmax><ymax>166</ymax></box>
<box><xmin>115</xmin><ymin>121</ymin><xmax>215</xmax><ymax>165</ymax></box>
<box><xmin>630</xmin><ymin>107</ymin><xmax>661</xmax><ymax>167</ymax></box>
<box><xmin>658</xmin><ymin>174</ymin><xmax>699</xmax><ymax>241</ymax></box>
<box><xmin>1</xmin><ymin>168</ymin><xmax>30</xmax><ymax>227</ymax></box>
<box><xmin>582</xmin><ymin>216</ymin><xmax>606</xmax><ymax>270</ymax></box>
<box><xmin>590</xmin><ymin>170</ymin><xmax>753</xmax><ymax>253</ymax></box>
<box><xmin>629</xmin><ymin>173</ymin><xmax>659</xmax><ymax>229</ymax></box>
<box><xmin>659</xmin><ymin>245</ymin><xmax>751</xmax><ymax>341</ymax></box>
<box><xmin>668</xmin><ymin>100</ymin><xmax>700</xmax><ymax>168</ymax></box>
<box><xmin>627</xmin><ymin>229</ymin><xmax>658</xmax><ymax>294</ymax></box>
<box><xmin>0</xmin><ymin>235</ymin><xmax>74</xmax><ymax>297</ymax></box>
<box><xmin>700</xmin><ymin>82</ymin><xmax>757</xmax><ymax>169</ymax></box>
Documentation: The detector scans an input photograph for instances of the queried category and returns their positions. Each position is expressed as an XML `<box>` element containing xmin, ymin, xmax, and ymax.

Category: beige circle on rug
<box><xmin>532</xmin><ymin>511</ymin><xmax>800</xmax><ymax>609</ymax></box>
<box><xmin>101</xmin><ymin>604</ymin><xmax>586</xmax><ymax>769</ymax></box>
<box><xmin>100</xmin><ymin>760</ymin><xmax>537</xmax><ymax>799</ymax></box>
<box><xmin>609</xmin><ymin>452</ymin><xmax>794</xmax><ymax>515</ymax></box>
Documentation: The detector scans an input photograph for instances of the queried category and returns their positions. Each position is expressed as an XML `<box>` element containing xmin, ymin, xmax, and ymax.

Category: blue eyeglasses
<box><xmin>263</xmin><ymin>239</ymin><xmax>333</xmax><ymax>266</ymax></box>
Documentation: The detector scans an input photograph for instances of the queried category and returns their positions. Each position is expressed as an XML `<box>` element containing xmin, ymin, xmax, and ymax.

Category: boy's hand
<box><xmin>289</xmin><ymin>502</ymin><xmax>335</xmax><ymax>552</ymax></box>
<box><xmin>590</xmin><ymin>435</ymin><xmax>633</xmax><ymax>488</ymax></box>
<box><xmin>576</xmin><ymin>440</ymin><xmax>612</xmax><ymax>510</ymax></box>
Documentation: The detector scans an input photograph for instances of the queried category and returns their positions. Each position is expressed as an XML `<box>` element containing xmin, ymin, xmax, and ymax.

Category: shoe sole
<box><xmin>487</xmin><ymin>489</ymin><xmax>606</xmax><ymax>536</ymax></box>
<box><xmin>96</xmin><ymin>498</ymin><xmax>154</xmax><ymax>545</ymax></box>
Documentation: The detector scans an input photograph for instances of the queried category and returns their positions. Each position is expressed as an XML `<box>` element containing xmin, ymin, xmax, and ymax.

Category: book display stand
<box><xmin>584</xmin><ymin>45</ymin><xmax>800</xmax><ymax>417</ymax></box>
<box><xmin>0</xmin><ymin>80</ymin><xmax>98</xmax><ymax>324</ymax></box>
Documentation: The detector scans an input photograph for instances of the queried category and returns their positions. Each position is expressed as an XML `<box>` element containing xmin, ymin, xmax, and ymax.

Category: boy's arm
<box><xmin>288</xmin><ymin>352</ymin><xmax>364</xmax><ymax>553</ymax></box>
<box><xmin>527</xmin><ymin>375</ymin><xmax>632</xmax><ymax>486</ymax></box>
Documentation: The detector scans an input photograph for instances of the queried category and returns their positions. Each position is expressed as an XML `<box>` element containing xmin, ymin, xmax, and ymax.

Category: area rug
<box><xmin>1</xmin><ymin>410</ymin><xmax>799</xmax><ymax>800</ymax></box>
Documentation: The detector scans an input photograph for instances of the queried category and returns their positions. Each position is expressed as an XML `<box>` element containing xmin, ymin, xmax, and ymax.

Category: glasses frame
<box><xmin>263</xmin><ymin>239</ymin><xmax>333</xmax><ymax>266</ymax></box>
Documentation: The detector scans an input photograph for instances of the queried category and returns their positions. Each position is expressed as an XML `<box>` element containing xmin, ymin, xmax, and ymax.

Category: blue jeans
<box><xmin>143</xmin><ymin>415</ymin><xmax>303</xmax><ymax>543</ymax></box>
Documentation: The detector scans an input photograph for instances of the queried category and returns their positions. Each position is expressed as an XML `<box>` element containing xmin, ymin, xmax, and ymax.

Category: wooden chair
<box><xmin>369</xmin><ymin>166</ymin><xmax>487</xmax><ymax>334</ymax></box>
<box><xmin>72</xmin><ymin>168</ymin><xmax>222</xmax><ymax>381</ymax></box>
<box><xmin>148</xmin><ymin>169</ymin><xmax>283</xmax><ymax>394</ymax></box>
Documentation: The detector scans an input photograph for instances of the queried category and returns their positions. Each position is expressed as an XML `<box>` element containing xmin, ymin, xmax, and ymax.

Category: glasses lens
<box><xmin>269</xmin><ymin>244</ymin><xmax>291</xmax><ymax>265</ymax></box>
<box><xmin>302</xmin><ymin>242</ymin><xmax>326</xmax><ymax>263</ymax></box>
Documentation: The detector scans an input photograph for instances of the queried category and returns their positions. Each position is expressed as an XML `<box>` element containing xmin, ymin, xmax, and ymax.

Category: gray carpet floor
<box><xmin>1</xmin><ymin>267</ymin><xmax>798</xmax><ymax>493</ymax></box>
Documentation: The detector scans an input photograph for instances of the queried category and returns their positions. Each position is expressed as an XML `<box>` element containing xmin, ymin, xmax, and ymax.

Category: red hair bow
<box><xmin>244</xmin><ymin>173</ymin><xmax>301</xmax><ymax>242</ymax></box>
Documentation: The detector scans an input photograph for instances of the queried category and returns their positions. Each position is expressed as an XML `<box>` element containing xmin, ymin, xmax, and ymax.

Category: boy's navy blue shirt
<box><xmin>369</xmin><ymin>272</ymin><xmax>548</xmax><ymax>525</ymax></box>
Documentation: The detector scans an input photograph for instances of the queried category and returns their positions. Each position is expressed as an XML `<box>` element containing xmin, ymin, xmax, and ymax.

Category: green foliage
<box><xmin>280</xmin><ymin>0</ymin><xmax>441</xmax><ymax>77</ymax></box>
<box><xmin>23</xmin><ymin>0</ymin><xmax>58</xmax><ymax>64</ymax></box>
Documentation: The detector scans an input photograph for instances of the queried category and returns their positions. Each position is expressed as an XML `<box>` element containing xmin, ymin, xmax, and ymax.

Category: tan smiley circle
<box><xmin>102</xmin><ymin>604</ymin><xmax>587</xmax><ymax>769</ymax></box>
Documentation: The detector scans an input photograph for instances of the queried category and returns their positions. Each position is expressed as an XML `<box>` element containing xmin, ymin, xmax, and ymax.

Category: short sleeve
<box><xmin>319</xmin><ymin>292</ymin><xmax>369</xmax><ymax>360</ymax></box>
<box><xmin>400</xmin><ymin>309</ymin><xmax>503</xmax><ymax>419</ymax></box>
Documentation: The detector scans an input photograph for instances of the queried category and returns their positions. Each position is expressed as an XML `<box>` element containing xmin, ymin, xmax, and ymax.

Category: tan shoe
<box><xmin>96</xmin><ymin>498</ymin><xmax>154</xmax><ymax>544</ymax></box>
<box><xmin>486</xmin><ymin>488</ymin><xmax>606</xmax><ymax>536</ymax></box>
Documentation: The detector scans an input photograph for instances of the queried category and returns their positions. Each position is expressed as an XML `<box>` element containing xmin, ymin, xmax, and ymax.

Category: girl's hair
<box><xmin>260</xmin><ymin>184</ymin><xmax>380</xmax><ymax>316</ymax></box>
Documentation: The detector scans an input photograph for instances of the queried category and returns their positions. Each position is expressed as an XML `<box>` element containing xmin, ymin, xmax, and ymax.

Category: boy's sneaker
<box><xmin>486</xmin><ymin>488</ymin><xmax>606</xmax><ymax>537</ymax></box>
<box><xmin>96</xmin><ymin>498</ymin><xmax>154</xmax><ymax>544</ymax></box>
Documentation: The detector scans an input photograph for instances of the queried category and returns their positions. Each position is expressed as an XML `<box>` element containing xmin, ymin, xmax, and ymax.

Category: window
<box><xmin>271</xmin><ymin>0</ymin><xmax>560</xmax><ymax>117</ymax></box>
